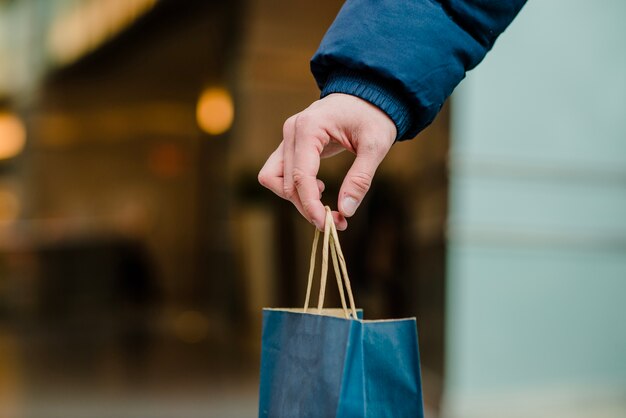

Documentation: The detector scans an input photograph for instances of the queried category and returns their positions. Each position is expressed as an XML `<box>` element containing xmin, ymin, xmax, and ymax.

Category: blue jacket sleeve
<box><xmin>311</xmin><ymin>0</ymin><xmax>527</xmax><ymax>140</ymax></box>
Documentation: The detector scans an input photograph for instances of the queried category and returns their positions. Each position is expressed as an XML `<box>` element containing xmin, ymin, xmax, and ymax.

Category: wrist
<box><xmin>323</xmin><ymin>93</ymin><xmax>396</xmax><ymax>145</ymax></box>
<box><xmin>320</xmin><ymin>70</ymin><xmax>413</xmax><ymax>141</ymax></box>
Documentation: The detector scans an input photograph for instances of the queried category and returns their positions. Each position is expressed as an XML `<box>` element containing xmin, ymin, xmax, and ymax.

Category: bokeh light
<box><xmin>0</xmin><ymin>112</ymin><xmax>26</xmax><ymax>160</ymax></box>
<box><xmin>48</xmin><ymin>0</ymin><xmax>157</xmax><ymax>65</ymax></box>
<box><xmin>196</xmin><ymin>87</ymin><xmax>234</xmax><ymax>135</ymax></box>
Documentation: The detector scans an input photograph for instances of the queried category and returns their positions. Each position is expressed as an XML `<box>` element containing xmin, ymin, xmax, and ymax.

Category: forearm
<box><xmin>311</xmin><ymin>0</ymin><xmax>527</xmax><ymax>140</ymax></box>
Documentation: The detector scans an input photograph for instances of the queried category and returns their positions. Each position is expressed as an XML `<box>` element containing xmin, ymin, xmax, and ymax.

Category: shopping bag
<box><xmin>259</xmin><ymin>207</ymin><xmax>424</xmax><ymax>418</ymax></box>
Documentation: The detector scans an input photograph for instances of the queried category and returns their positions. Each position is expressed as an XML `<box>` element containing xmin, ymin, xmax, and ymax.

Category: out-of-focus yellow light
<box><xmin>48</xmin><ymin>0</ymin><xmax>157</xmax><ymax>65</ymax></box>
<box><xmin>196</xmin><ymin>87</ymin><xmax>234</xmax><ymax>135</ymax></box>
<box><xmin>0</xmin><ymin>112</ymin><xmax>26</xmax><ymax>160</ymax></box>
<box><xmin>0</xmin><ymin>188</ymin><xmax>20</xmax><ymax>223</ymax></box>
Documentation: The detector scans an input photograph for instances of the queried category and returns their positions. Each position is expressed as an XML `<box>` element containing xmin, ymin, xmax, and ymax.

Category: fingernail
<box><xmin>342</xmin><ymin>197</ymin><xmax>359</xmax><ymax>217</ymax></box>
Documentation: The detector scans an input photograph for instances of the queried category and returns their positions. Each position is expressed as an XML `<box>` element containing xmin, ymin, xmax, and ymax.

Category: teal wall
<box><xmin>446</xmin><ymin>1</ymin><xmax>626</xmax><ymax>415</ymax></box>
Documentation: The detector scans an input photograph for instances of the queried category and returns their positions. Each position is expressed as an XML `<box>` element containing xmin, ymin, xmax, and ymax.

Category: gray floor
<box><xmin>2</xmin><ymin>385</ymin><xmax>259</xmax><ymax>418</ymax></box>
<box><xmin>0</xmin><ymin>329</ymin><xmax>437</xmax><ymax>418</ymax></box>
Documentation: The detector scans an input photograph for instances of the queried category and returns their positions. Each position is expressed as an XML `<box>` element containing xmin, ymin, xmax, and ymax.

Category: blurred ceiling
<box><xmin>0</xmin><ymin>0</ymin><xmax>240</xmax><ymax>103</ymax></box>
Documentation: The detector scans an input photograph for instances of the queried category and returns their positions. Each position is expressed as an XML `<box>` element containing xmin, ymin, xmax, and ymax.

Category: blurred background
<box><xmin>0</xmin><ymin>0</ymin><xmax>624</xmax><ymax>417</ymax></box>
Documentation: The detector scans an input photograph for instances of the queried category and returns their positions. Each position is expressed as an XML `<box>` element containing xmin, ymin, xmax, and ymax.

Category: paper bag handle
<box><xmin>303</xmin><ymin>206</ymin><xmax>358</xmax><ymax>319</ymax></box>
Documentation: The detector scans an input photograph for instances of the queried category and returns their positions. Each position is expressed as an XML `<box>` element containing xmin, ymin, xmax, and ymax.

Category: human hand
<box><xmin>258</xmin><ymin>93</ymin><xmax>396</xmax><ymax>231</ymax></box>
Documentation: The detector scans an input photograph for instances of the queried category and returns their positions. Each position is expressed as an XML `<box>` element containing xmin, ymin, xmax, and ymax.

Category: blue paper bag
<box><xmin>259</xmin><ymin>208</ymin><xmax>424</xmax><ymax>417</ymax></box>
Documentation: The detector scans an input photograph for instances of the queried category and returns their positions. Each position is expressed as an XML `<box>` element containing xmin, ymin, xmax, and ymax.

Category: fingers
<box><xmin>281</xmin><ymin>116</ymin><xmax>297</xmax><ymax>201</ymax></box>
<box><xmin>262</xmin><ymin>94</ymin><xmax>398</xmax><ymax>227</ymax></box>
<box><xmin>331</xmin><ymin>210</ymin><xmax>348</xmax><ymax>231</ymax></box>
<box><xmin>258</xmin><ymin>142</ymin><xmax>285</xmax><ymax>196</ymax></box>
<box><xmin>291</xmin><ymin>116</ymin><xmax>328</xmax><ymax>229</ymax></box>
<box><xmin>283</xmin><ymin>114</ymin><xmax>331</xmax><ymax>228</ymax></box>
<box><xmin>260</xmin><ymin>131</ymin><xmax>386</xmax><ymax>227</ymax></box>
<box><xmin>316</xmin><ymin>179</ymin><xmax>325</xmax><ymax>195</ymax></box>
<box><xmin>338</xmin><ymin>148</ymin><xmax>386</xmax><ymax>218</ymax></box>
<box><xmin>259</xmin><ymin>141</ymin><xmax>346</xmax><ymax>229</ymax></box>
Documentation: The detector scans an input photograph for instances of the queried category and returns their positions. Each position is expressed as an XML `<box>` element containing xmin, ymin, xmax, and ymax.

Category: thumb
<box><xmin>338</xmin><ymin>152</ymin><xmax>382</xmax><ymax>218</ymax></box>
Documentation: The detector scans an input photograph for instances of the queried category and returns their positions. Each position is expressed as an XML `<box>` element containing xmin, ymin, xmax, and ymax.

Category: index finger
<box><xmin>292</xmin><ymin>132</ymin><xmax>326</xmax><ymax>229</ymax></box>
<box><xmin>291</xmin><ymin>140</ymin><xmax>348</xmax><ymax>231</ymax></box>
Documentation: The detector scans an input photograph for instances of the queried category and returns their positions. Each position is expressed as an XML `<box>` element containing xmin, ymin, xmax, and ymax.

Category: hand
<box><xmin>258</xmin><ymin>93</ymin><xmax>396</xmax><ymax>230</ymax></box>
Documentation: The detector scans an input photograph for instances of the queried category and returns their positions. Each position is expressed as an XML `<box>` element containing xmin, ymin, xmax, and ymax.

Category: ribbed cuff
<box><xmin>320</xmin><ymin>70</ymin><xmax>414</xmax><ymax>141</ymax></box>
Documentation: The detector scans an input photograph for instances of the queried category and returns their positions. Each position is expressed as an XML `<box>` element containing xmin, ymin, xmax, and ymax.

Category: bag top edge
<box><xmin>262</xmin><ymin>308</ymin><xmax>417</xmax><ymax>323</ymax></box>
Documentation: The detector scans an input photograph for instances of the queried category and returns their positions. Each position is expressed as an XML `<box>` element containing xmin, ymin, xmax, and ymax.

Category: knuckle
<box><xmin>282</xmin><ymin>115</ymin><xmax>297</xmax><ymax>137</ymax></box>
<box><xmin>257</xmin><ymin>171</ymin><xmax>268</xmax><ymax>187</ymax></box>
<box><xmin>349</xmin><ymin>172</ymin><xmax>373</xmax><ymax>194</ymax></box>
<box><xmin>283</xmin><ymin>184</ymin><xmax>296</xmax><ymax>199</ymax></box>
<box><xmin>294</xmin><ymin>112</ymin><xmax>314</xmax><ymax>132</ymax></box>
<box><xmin>301</xmin><ymin>199</ymin><xmax>316</xmax><ymax>215</ymax></box>
<box><xmin>292</xmin><ymin>168</ymin><xmax>307</xmax><ymax>188</ymax></box>
<box><xmin>362</xmin><ymin>140</ymin><xmax>387</xmax><ymax>160</ymax></box>
<box><xmin>293</xmin><ymin>111</ymin><xmax>330</xmax><ymax>151</ymax></box>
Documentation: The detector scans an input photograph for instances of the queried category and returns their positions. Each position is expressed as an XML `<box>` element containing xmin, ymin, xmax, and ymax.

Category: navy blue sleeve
<box><xmin>311</xmin><ymin>0</ymin><xmax>527</xmax><ymax>140</ymax></box>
